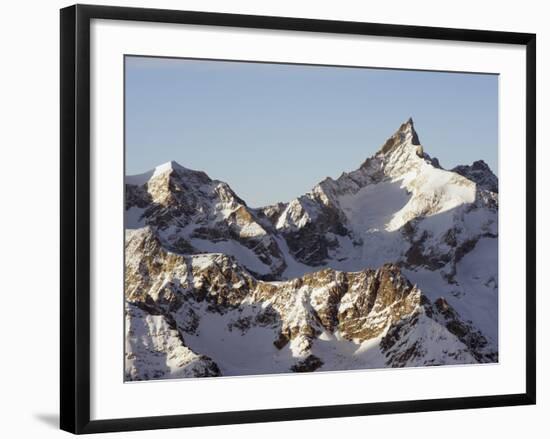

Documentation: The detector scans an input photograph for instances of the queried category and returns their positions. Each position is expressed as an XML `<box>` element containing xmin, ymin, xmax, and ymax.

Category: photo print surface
<box><xmin>124</xmin><ymin>56</ymin><xmax>498</xmax><ymax>381</ymax></box>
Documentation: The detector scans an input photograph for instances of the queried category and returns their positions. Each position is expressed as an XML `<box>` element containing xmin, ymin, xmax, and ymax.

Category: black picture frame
<box><xmin>60</xmin><ymin>4</ymin><xmax>536</xmax><ymax>434</ymax></box>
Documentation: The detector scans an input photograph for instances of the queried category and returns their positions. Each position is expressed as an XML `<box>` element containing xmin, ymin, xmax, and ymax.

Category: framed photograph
<box><xmin>60</xmin><ymin>4</ymin><xmax>536</xmax><ymax>434</ymax></box>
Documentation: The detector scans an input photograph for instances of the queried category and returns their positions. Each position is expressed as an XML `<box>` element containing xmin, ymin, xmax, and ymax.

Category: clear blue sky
<box><xmin>125</xmin><ymin>56</ymin><xmax>498</xmax><ymax>207</ymax></box>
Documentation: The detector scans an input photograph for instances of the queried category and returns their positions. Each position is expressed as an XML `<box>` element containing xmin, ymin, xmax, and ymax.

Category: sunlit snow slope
<box><xmin>124</xmin><ymin>118</ymin><xmax>498</xmax><ymax>380</ymax></box>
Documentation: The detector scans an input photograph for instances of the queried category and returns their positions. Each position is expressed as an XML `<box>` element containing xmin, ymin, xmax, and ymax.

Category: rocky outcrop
<box><xmin>124</xmin><ymin>118</ymin><xmax>499</xmax><ymax>379</ymax></box>
<box><xmin>452</xmin><ymin>160</ymin><xmax>499</xmax><ymax>193</ymax></box>
<box><xmin>125</xmin><ymin>228</ymin><xmax>496</xmax><ymax>378</ymax></box>
<box><xmin>125</xmin><ymin>302</ymin><xmax>221</xmax><ymax>381</ymax></box>
<box><xmin>254</xmin><ymin>117</ymin><xmax>497</xmax><ymax>272</ymax></box>
<box><xmin>378</xmin><ymin>117</ymin><xmax>421</xmax><ymax>155</ymax></box>
<box><xmin>125</xmin><ymin>161</ymin><xmax>287</xmax><ymax>279</ymax></box>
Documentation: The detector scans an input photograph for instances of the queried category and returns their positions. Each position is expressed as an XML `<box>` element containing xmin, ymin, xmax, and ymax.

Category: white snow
<box><xmin>339</xmin><ymin>180</ymin><xmax>411</xmax><ymax>233</ymax></box>
<box><xmin>403</xmin><ymin>236</ymin><xmax>498</xmax><ymax>348</ymax></box>
<box><xmin>276</xmin><ymin>198</ymin><xmax>319</xmax><ymax>230</ymax></box>
<box><xmin>124</xmin><ymin>118</ymin><xmax>499</xmax><ymax>379</ymax></box>
<box><xmin>125</xmin><ymin>303</ymin><xmax>216</xmax><ymax>380</ymax></box>
<box><xmin>190</xmin><ymin>238</ymin><xmax>272</xmax><ymax>275</ymax></box>
<box><xmin>455</xmin><ymin>237</ymin><xmax>499</xmax><ymax>344</ymax></box>
<box><xmin>179</xmin><ymin>302</ymin><xmax>296</xmax><ymax>376</ymax></box>
<box><xmin>125</xmin><ymin>161</ymin><xmax>192</xmax><ymax>186</ymax></box>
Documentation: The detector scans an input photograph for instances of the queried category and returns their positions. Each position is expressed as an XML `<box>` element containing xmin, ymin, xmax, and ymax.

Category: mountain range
<box><xmin>124</xmin><ymin>118</ymin><xmax>498</xmax><ymax>380</ymax></box>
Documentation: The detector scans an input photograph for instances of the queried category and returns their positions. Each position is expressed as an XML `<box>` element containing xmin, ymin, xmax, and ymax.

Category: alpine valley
<box><xmin>124</xmin><ymin>118</ymin><xmax>498</xmax><ymax>381</ymax></box>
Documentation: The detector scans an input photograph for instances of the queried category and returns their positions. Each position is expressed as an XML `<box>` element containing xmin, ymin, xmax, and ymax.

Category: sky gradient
<box><xmin>125</xmin><ymin>56</ymin><xmax>498</xmax><ymax>207</ymax></box>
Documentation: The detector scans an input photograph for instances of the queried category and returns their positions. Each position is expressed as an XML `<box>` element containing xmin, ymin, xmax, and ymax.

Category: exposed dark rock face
<box><xmin>379</xmin><ymin>292</ymin><xmax>496</xmax><ymax>367</ymax></box>
<box><xmin>291</xmin><ymin>355</ymin><xmax>324</xmax><ymax>372</ymax></box>
<box><xmin>432</xmin><ymin>298</ymin><xmax>497</xmax><ymax>362</ymax></box>
<box><xmin>337</xmin><ymin>265</ymin><xmax>419</xmax><ymax>341</ymax></box>
<box><xmin>125</xmin><ymin>228</ymin><xmax>496</xmax><ymax>378</ymax></box>
<box><xmin>124</xmin><ymin>118</ymin><xmax>499</xmax><ymax>379</ymax></box>
<box><xmin>282</xmin><ymin>219</ymin><xmax>344</xmax><ymax>267</ymax></box>
<box><xmin>125</xmin><ymin>162</ymin><xmax>288</xmax><ymax>278</ymax></box>
<box><xmin>404</xmin><ymin>229</ymin><xmax>452</xmax><ymax>270</ymax></box>
<box><xmin>126</xmin><ymin>183</ymin><xmax>151</xmax><ymax>210</ymax></box>
<box><xmin>452</xmin><ymin>160</ymin><xmax>499</xmax><ymax>193</ymax></box>
<box><xmin>378</xmin><ymin>118</ymin><xmax>421</xmax><ymax>155</ymax></box>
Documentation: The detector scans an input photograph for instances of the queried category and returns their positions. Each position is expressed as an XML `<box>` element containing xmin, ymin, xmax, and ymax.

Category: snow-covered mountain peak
<box><xmin>261</xmin><ymin>117</ymin><xmax>497</xmax><ymax>272</ymax></box>
<box><xmin>124</xmin><ymin>118</ymin><xmax>499</xmax><ymax>379</ymax></box>
<box><xmin>157</xmin><ymin>159</ymin><xmax>184</xmax><ymax>170</ymax></box>
<box><xmin>151</xmin><ymin>160</ymin><xmax>213</xmax><ymax>186</ymax></box>
<box><xmin>125</xmin><ymin>118</ymin><xmax>496</xmax><ymax>284</ymax></box>
<box><xmin>376</xmin><ymin>117</ymin><xmax>422</xmax><ymax>157</ymax></box>
<box><xmin>155</xmin><ymin>159</ymin><xmax>192</xmax><ymax>175</ymax></box>
<box><xmin>125</xmin><ymin>160</ymin><xmax>211</xmax><ymax>187</ymax></box>
<box><xmin>345</xmin><ymin>118</ymin><xmax>435</xmax><ymax>187</ymax></box>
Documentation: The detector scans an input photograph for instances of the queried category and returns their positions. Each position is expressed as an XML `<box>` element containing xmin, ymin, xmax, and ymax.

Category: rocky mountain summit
<box><xmin>125</xmin><ymin>118</ymin><xmax>499</xmax><ymax>380</ymax></box>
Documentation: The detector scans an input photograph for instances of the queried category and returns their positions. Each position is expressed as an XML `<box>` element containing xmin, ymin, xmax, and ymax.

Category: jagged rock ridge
<box><xmin>125</xmin><ymin>118</ymin><xmax>498</xmax><ymax>380</ymax></box>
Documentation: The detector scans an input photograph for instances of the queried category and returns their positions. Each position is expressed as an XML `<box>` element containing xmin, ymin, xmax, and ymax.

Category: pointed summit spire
<box><xmin>377</xmin><ymin>117</ymin><xmax>421</xmax><ymax>156</ymax></box>
<box><xmin>407</xmin><ymin>118</ymin><xmax>421</xmax><ymax>146</ymax></box>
